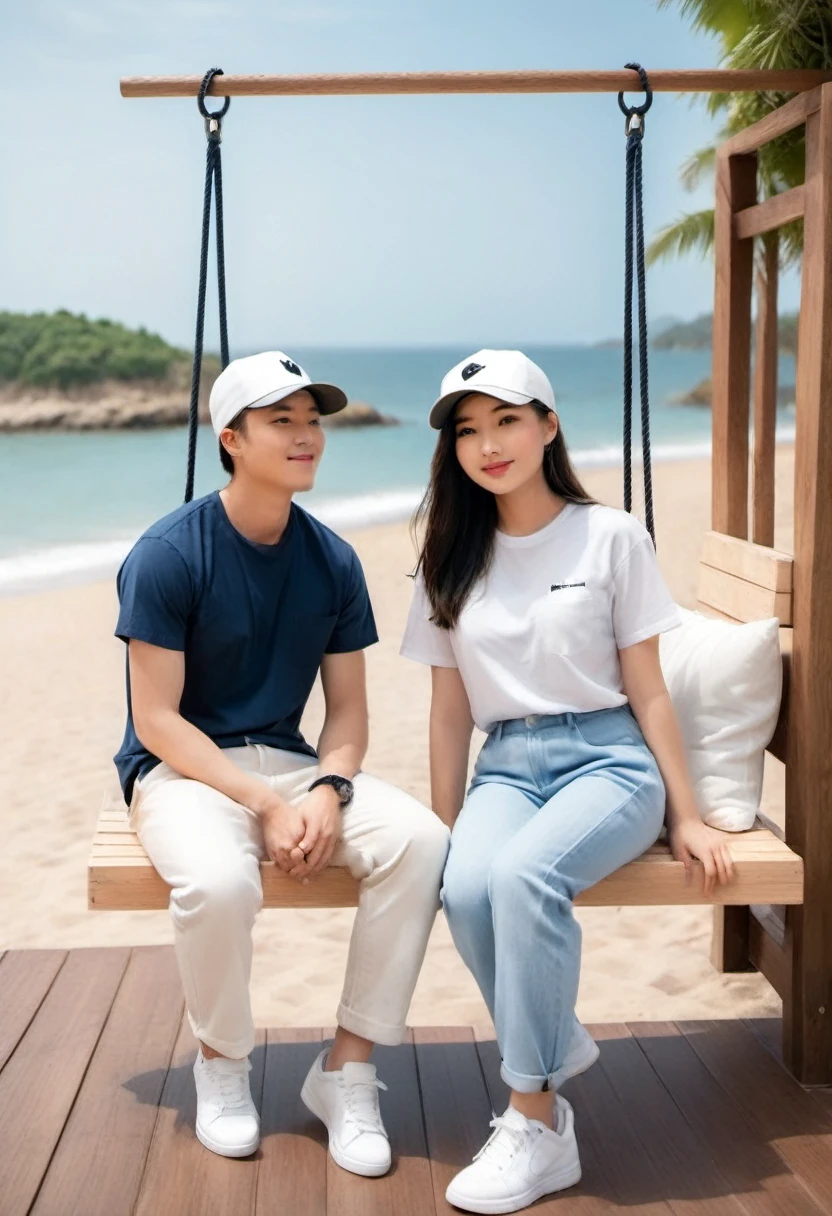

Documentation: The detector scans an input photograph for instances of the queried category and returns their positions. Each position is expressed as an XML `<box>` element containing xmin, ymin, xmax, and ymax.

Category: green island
<box><xmin>654</xmin><ymin>311</ymin><xmax>798</xmax><ymax>356</ymax></box>
<box><xmin>654</xmin><ymin>312</ymin><xmax>798</xmax><ymax>408</ymax></box>
<box><xmin>0</xmin><ymin>310</ymin><xmax>396</xmax><ymax>431</ymax></box>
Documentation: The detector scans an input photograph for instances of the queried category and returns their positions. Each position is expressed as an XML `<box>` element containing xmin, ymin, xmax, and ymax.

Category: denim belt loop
<box><xmin>566</xmin><ymin>711</ymin><xmax>577</xmax><ymax>728</ymax></box>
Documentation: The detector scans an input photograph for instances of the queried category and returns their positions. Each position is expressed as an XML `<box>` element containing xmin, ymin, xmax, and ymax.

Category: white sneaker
<box><xmin>193</xmin><ymin>1049</ymin><xmax>260</xmax><ymax>1158</ymax></box>
<box><xmin>300</xmin><ymin>1048</ymin><xmax>391</xmax><ymax>1177</ymax></box>
<box><xmin>445</xmin><ymin>1098</ymin><xmax>581</xmax><ymax>1215</ymax></box>
<box><xmin>550</xmin><ymin>1019</ymin><xmax>599</xmax><ymax>1090</ymax></box>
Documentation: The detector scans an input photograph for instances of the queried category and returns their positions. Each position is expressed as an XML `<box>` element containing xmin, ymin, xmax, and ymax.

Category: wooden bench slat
<box><xmin>700</xmin><ymin>531</ymin><xmax>794</xmax><ymax>592</ymax></box>
<box><xmin>88</xmin><ymin>801</ymin><xmax>804</xmax><ymax>910</ymax></box>
<box><xmin>698</xmin><ymin>563</ymin><xmax>793</xmax><ymax>624</ymax></box>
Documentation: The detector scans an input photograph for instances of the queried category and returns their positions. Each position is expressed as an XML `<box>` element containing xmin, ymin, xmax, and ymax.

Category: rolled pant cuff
<box><xmin>187</xmin><ymin>1014</ymin><xmax>255</xmax><ymax>1061</ymax></box>
<box><xmin>336</xmin><ymin>1002</ymin><xmax>406</xmax><ymax>1047</ymax></box>
<box><xmin>499</xmin><ymin>1061</ymin><xmax>553</xmax><ymax>1094</ymax></box>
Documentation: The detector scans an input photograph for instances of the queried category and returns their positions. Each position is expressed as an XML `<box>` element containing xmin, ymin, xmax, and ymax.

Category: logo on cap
<box><xmin>461</xmin><ymin>362</ymin><xmax>485</xmax><ymax>381</ymax></box>
<box><xmin>281</xmin><ymin>358</ymin><xmax>303</xmax><ymax>377</ymax></box>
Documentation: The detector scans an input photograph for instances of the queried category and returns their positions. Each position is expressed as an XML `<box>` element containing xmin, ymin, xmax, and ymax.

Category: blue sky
<box><xmin>1</xmin><ymin>0</ymin><xmax>801</xmax><ymax>349</ymax></box>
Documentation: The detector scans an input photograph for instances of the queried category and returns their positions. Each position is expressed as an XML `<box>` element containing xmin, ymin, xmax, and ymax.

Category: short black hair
<box><xmin>218</xmin><ymin>408</ymin><xmax>249</xmax><ymax>476</ymax></box>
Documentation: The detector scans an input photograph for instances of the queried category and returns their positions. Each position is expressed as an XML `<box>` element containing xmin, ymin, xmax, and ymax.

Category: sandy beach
<box><xmin>0</xmin><ymin>446</ymin><xmax>794</xmax><ymax>1031</ymax></box>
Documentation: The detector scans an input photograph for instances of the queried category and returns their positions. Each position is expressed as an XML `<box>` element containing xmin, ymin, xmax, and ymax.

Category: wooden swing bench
<box><xmin>88</xmin><ymin>527</ymin><xmax>804</xmax><ymax>915</ymax></box>
<box><xmin>87</xmin><ymin>73</ymin><xmax>832</xmax><ymax>1086</ymax></box>
<box><xmin>88</xmin><ymin>787</ymin><xmax>803</xmax><ymax>912</ymax></box>
<box><xmin>87</xmin><ymin>530</ymin><xmax>803</xmax><ymax>913</ymax></box>
<box><xmin>87</xmin><ymin>535</ymin><xmax>804</xmax><ymax>916</ymax></box>
<box><xmin>86</xmin><ymin>475</ymin><xmax>806</xmax><ymax>921</ymax></box>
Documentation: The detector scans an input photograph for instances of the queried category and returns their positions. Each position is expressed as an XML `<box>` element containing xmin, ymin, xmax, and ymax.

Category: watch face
<box><xmin>334</xmin><ymin>776</ymin><xmax>354</xmax><ymax>802</ymax></box>
<box><xmin>316</xmin><ymin>774</ymin><xmax>353</xmax><ymax>803</ymax></box>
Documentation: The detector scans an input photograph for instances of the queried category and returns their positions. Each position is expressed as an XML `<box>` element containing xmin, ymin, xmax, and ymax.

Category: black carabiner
<box><xmin>198</xmin><ymin>66</ymin><xmax>231</xmax><ymax>138</ymax></box>
<box><xmin>617</xmin><ymin>62</ymin><xmax>652</xmax><ymax>134</ymax></box>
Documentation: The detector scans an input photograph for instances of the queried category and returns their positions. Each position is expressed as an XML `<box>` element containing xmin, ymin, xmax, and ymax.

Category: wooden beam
<box><xmin>751</xmin><ymin>902</ymin><xmax>786</xmax><ymax>946</ymax></box>
<box><xmin>697</xmin><ymin>563</ymin><xmax>792</xmax><ymax>624</ymax></box>
<box><xmin>710</xmin><ymin>144</ymin><xmax>758</xmax><ymax>975</ymax></box>
<box><xmin>783</xmin><ymin>82</ymin><xmax>832</xmax><ymax>1086</ymax></box>
<box><xmin>711</xmin><ymin>906</ymin><xmax>753</xmax><ymax>973</ymax></box>
<box><xmin>712</xmin><ymin>151</ymin><xmax>757</xmax><ymax>539</ymax></box>
<box><xmin>89</xmin><ymin>856</ymin><xmax>363</xmax><ymax>911</ymax></box>
<box><xmin>721</xmin><ymin>87</ymin><xmax>824</xmax><ymax>155</ymax></box>
<box><xmin>752</xmin><ymin>236</ymin><xmax>780</xmax><ymax>546</ymax></box>
<box><xmin>88</xmin><ymin>817</ymin><xmax>804</xmax><ymax>910</ymax></box>
<box><xmin>700</xmin><ymin>532</ymin><xmax>793</xmax><ymax>591</ymax></box>
<box><xmin>119</xmin><ymin>70</ymin><xmax>832</xmax><ymax>100</ymax></box>
<box><xmin>749</xmin><ymin>909</ymin><xmax>789</xmax><ymax>999</ymax></box>
<box><xmin>767</xmin><ymin>635</ymin><xmax>791</xmax><ymax>764</ymax></box>
<box><xmin>735</xmin><ymin>187</ymin><xmax>805</xmax><ymax>240</ymax></box>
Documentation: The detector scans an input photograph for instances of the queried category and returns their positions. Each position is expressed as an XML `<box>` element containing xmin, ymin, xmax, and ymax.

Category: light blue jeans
<box><xmin>441</xmin><ymin>704</ymin><xmax>665</xmax><ymax>1093</ymax></box>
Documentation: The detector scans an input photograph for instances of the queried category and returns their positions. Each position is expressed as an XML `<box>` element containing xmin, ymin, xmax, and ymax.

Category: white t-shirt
<box><xmin>400</xmin><ymin>501</ymin><xmax>682</xmax><ymax>732</ymax></box>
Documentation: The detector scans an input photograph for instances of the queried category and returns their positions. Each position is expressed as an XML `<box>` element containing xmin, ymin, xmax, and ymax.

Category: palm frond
<box><xmin>680</xmin><ymin>145</ymin><xmax>718</xmax><ymax>191</ymax></box>
<box><xmin>645</xmin><ymin>210</ymin><xmax>716</xmax><ymax>267</ymax></box>
<box><xmin>656</xmin><ymin>0</ymin><xmax>751</xmax><ymax>48</ymax></box>
<box><xmin>652</xmin><ymin>0</ymin><xmax>832</xmax><ymax>268</ymax></box>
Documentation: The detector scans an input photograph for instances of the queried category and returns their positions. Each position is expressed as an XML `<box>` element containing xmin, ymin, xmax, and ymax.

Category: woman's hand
<box><xmin>668</xmin><ymin>818</ymin><xmax>735</xmax><ymax>895</ymax></box>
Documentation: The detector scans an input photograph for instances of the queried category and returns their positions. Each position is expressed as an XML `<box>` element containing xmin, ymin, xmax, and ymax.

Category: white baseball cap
<box><xmin>429</xmin><ymin>349</ymin><xmax>556</xmax><ymax>429</ymax></box>
<box><xmin>209</xmin><ymin>350</ymin><xmax>348</xmax><ymax>437</ymax></box>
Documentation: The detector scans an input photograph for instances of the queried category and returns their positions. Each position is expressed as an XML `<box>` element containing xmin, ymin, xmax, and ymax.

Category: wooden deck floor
<box><xmin>3</xmin><ymin>947</ymin><xmax>832</xmax><ymax>1215</ymax></box>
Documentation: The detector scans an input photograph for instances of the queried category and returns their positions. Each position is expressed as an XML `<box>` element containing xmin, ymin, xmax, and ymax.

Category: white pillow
<box><xmin>658</xmin><ymin>607</ymin><xmax>783</xmax><ymax>832</ymax></box>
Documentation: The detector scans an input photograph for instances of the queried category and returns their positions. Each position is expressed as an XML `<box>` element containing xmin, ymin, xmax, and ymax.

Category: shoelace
<box><xmin>341</xmin><ymin>1076</ymin><xmax>389</xmax><ymax>1134</ymax></box>
<box><xmin>207</xmin><ymin>1063</ymin><xmax>251</xmax><ymax>1111</ymax></box>
<box><xmin>474</xmin><ymin>1116</ymin><xmax>534</xmax><ymax>1172</ymax></box>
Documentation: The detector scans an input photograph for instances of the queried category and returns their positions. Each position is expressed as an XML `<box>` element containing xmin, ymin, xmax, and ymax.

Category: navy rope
<box><xmin>618</xmin><ymin>63</ymin><xmax>655</xmax><ymax>547</ymax></box>
<box><xmin>185</xmin><ymin>67</ymin><xmax>231</xmax><ymax>504</ymax></box>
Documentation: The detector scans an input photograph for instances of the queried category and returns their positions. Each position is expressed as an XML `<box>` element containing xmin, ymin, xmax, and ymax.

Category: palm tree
<box><xmin>647</xmin><ymin>0</ymin><xmax>832</xmax><ymax>277</ymax></box>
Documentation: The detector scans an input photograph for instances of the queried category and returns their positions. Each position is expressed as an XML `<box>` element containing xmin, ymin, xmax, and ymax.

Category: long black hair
<box><xmin>412</xmin><ymin>401</ymin><xmax>596</xmax><ymax>629</ymax></box>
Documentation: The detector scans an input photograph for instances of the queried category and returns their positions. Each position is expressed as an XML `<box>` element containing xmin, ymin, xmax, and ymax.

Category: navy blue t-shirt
<box><xmin>113</xmin><ymin>491</ymin><xmax>378</xmax><ymax>803</ymax></box>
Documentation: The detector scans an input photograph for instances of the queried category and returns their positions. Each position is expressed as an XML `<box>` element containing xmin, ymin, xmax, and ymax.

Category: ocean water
<box><xmin>0</xmin><ymin>345</ymin><xmax>795</xmax><ymax>595</ymax></box>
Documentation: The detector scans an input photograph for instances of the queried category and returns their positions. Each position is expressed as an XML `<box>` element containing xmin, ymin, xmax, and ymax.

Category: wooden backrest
<box><xmin>706</xmin><ymin>79</ymin><xmax>832</xmax><ymax>1043</ymax></box>
<box><xmin>698</xmin><ymin>531</ymin><xmax>793</xmax><ymax>625</ymax></box>
<box><xmin>702</xmin><ymin>85</ymin><xmax>832</xmax><ymax>801</ymax></box>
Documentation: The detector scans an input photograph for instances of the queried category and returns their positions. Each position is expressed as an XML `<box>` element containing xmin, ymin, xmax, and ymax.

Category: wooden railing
<box><xmin>704</xmin><ymin>82</ymin><xmax>832</xmax><ymax>1085</ymax></box>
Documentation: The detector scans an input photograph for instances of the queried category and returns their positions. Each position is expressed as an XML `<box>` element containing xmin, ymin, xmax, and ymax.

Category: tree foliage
<box><xmin>648</xmin><ymin>0</ymin><xmax>832</xmax><ymax>271</ymax></box>
<box><xmin>0</xmin><ymin>310</ymin><xmax>193</xmax><ymax>390</ymax></box>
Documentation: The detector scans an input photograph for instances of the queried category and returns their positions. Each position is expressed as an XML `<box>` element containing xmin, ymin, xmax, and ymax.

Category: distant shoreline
<box><xmin>0</xmin><ymin>435</ymin><xmax>796</xmax><ymax>598</ymax></box>
<box><xmin>0</xmin><ymin>386</ymin><xmax>398</xmax><ymax>433</ymax></box>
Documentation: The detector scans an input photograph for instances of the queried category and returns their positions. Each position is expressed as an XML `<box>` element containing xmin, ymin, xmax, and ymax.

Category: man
<box><xmin>114</xmin><ymin>351</ymin><xmax>449</xmax><ymax>1172</ymax></box>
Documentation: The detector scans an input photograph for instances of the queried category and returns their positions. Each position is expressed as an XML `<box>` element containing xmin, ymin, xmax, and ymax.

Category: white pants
<box><xmin>130</xmin><ymin>744</ymin><xmax>450</xmax><ymax>1058</ymax></box>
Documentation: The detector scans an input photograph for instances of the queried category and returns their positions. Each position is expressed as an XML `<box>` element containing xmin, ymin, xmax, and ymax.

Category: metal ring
<box><xmin>198</xmin><ymin>66</ymin><xmax>231</xmax><ymax>120</ymax></box>
<box><xmin>617</xmin><ymin>62</ymin><xmax>653</xmax><ymax>119</ymax></box>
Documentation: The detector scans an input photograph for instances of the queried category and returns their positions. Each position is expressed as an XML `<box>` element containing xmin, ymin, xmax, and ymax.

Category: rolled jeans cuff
<box><xmin>499</xmin><ymin>1061</ymin><xmax>553</xmax><ymax>1094</ymax></box>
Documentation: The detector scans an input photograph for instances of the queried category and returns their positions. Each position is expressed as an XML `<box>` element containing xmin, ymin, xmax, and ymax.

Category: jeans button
<box><xmin>526</xmin><ymin>714</ymin><xmax>537</xmax><ymax>727</ymax></box>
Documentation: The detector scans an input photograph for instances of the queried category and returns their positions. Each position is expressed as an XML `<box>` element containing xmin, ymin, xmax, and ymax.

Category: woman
<box><xmin>400</xmin><ymin>349</ymin><xmax>734</xmax><ymax>1215</ymax></box>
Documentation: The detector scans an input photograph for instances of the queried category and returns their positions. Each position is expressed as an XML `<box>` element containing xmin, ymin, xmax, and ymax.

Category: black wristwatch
<box><xmin>308</xmin><ymin>774</ymin><xmax>354</xmax><ymax>807</ymax></box>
